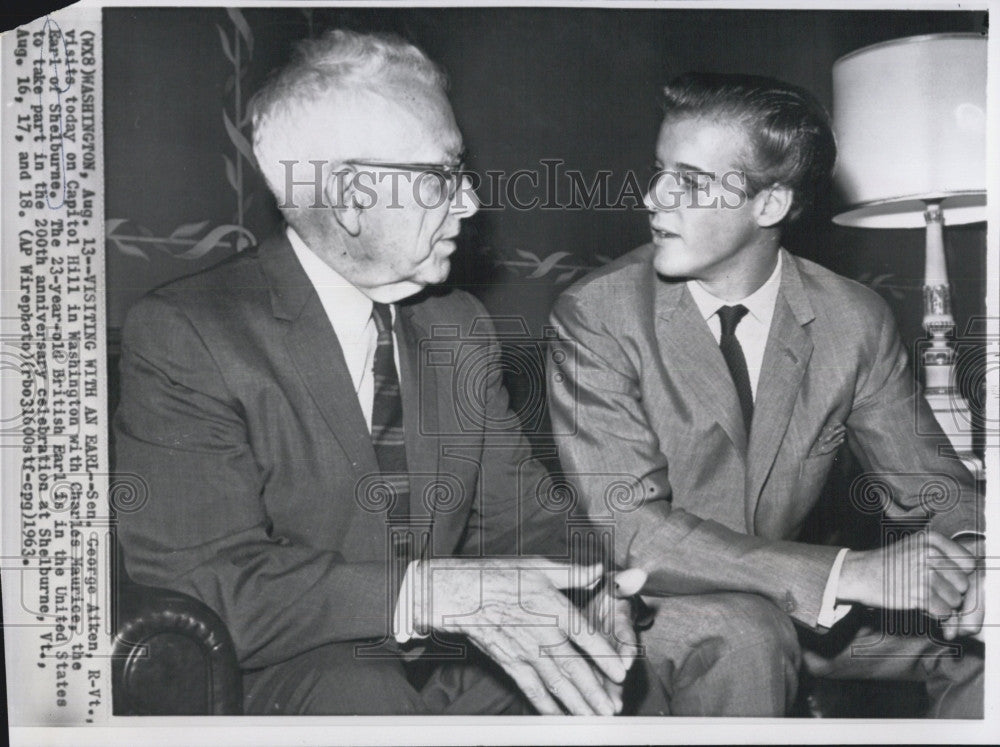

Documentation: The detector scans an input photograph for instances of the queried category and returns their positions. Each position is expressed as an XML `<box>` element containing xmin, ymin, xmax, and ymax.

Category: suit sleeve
<box><xmin>114</xmin><ymin>296</ymin><xmax>400</xmax><ymax>670</ymax></box>
<box><xmin>548</xmin><ymin>293</ymin><xmax>841</xmax><ymax>628</ymax></box>
<box><xmin>846</xmin><ymin>298</ymin><xmax>981</xmax><ymax>538</ymax></box>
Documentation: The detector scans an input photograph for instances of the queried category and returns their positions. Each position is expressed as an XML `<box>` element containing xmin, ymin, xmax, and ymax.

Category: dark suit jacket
<box><xmin>115</xmin><ymin>232</ymin><xmax>560</xmax><ymax>670</ymax></box>
<box><xmin>549</xmin><ymin>245</ymin><xmax>980</xmax><ymax>629</ymax></box>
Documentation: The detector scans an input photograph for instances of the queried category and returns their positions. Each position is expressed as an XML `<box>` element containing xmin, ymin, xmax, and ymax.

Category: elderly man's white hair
<box><xmin>251</xmin><ymin>28</ymin><xmax>448</xmax><ymax>204</ymax></box>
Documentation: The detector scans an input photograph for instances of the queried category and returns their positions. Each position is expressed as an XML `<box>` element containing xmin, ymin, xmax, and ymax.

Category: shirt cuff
<box><xmin>817</xmin><ymin>547</ymin><xmax>852</xmax><ymax>629</ymax></box>
<box><xmin>952</xmin><ymin>531</ymin><xmax>985</xmax><ymax>542</ymax></box>
<box><xmin>393</xmin><ymin>559</ymin><xmax>429</xmax><ymax>643</ymax></box>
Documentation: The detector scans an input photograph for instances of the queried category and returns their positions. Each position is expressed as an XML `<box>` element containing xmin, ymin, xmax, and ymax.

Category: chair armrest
<box><xmin>113</xmin><ymin>583</ymin><xmax>243</xmax><ymax>715</ymax></box>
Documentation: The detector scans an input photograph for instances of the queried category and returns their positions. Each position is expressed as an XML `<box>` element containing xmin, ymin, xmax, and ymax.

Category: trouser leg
<box><xmin>243</xmin><ymin>640</ymin><xmax>530</xmax><ymax>715</ymax></box>
<box><xmin>636</xmin><ymin>592</ymin><xmax>801</xmax><ymax>716</ymax></box>
<box><xmin>800</xmin><ymin>608</ymin><xmax>984</xmax><ymax>719</ymax></box>
<box><xmin>419</xmin><ymin>642</ymin><xmax>532</xmax><ymax>715</ymax></box>
<box><xmin>243</xmin><ymin>641</ymin><xmax>425</xmax><ymax>715</ymax></box>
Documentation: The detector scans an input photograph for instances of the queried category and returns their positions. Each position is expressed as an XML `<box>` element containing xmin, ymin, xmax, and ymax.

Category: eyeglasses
<box><xmin>343</xmin><ymin>158</ymin><xmax>468</xmax><ymax>206</ymax></box>
<box><xmin>647</xmin><ymin>164</ymin><xmax>715</xmax><ymax>192</ymax></box>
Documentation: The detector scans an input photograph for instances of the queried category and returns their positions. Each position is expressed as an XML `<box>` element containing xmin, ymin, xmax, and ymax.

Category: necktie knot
<box><xmin>717</xmin><ymin>304</ymin><xmax>749</xmax><ymax>336</ymax></box>
<box><xmin>372</xmin><ymin>302</ymin><xmax>393</xmax><ymax>336</ymax></box>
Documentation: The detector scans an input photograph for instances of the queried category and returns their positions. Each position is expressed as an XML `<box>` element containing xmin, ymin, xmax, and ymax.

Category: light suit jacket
<box><xmin>548</xmin><ymin>245</ymin><xmax>980</xmax><ymax>629</ymax></box>
<box><xmin>115</xmin><ymin>231</ymin><xmax>560</xmax><ymax>670</ymax></box>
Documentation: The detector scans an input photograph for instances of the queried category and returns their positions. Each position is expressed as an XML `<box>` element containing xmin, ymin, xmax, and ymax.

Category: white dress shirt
<box><xmin>287</xmin><ymin>226</ymin><xmax>386</xmax><ymax>431</ymax></box>
<box><xmin>686</xmin><ymin>253</ymin><xmax>782</xmax><ymax>399</ymax></box>
<box><xmin>287</xmin><ymin>227</ymin><xmax>422</xmax><ymax>639</ymax></box>
<box><xmin>686</xmin><ymin>253</ymin><xmax>851</xmax><ymax>628</ymax></box>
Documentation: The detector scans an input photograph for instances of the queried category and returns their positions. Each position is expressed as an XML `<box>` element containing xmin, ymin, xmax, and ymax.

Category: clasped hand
<box><xmin>839</xmin><ymin>531</ymin><xmax>984</xmax><ymax>640</ymax></box>
<box><xmin>414</xmin><ymin>557</ymin><xmax>639</xmax><ymax>715</ymax></box>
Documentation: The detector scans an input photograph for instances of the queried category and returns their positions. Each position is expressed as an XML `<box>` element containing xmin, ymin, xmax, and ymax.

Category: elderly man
<box><xmin>549</xmin><ymin>72</ymin><xmax>984</xmax><ymax>717</ymax></box>
<box><xmin>114</xmin><ymin>29</ymin><xmax>632</xmax><ymax>716</ymax></box>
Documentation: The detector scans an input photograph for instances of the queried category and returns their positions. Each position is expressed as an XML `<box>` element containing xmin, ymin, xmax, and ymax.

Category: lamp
<box><xmin>832</xmin><ymin>33</ymin><xmax>986</xmax><ymax>466</ymax></box>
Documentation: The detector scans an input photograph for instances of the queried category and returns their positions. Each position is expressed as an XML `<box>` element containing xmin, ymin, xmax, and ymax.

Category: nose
<box><xmin>645</xmin><ymin>172</ymin><xmax>682</xmax><ymax>213</ymax></box>
<box><xmin>450</xmin><ymin>172</ymin><xmax>480</xmax><ymax>218</ymax></box>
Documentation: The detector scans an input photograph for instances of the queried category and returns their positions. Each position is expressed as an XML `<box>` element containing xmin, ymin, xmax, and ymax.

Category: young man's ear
<box><xmin>327</xmin><ymin>164</ymin><xmax>365</xmax><ymax>236</ymax></box>
<box><xmin>754</xmin><ymin>184</ymin><xmax>794</xmax><ymax>228</ymax></box>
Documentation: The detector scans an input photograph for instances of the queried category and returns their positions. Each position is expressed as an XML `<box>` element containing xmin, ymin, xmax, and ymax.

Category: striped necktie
<box><xmin>370</xmin><ymin>302</ymin><xmax>410</xmax><ymax>520</ymax></box>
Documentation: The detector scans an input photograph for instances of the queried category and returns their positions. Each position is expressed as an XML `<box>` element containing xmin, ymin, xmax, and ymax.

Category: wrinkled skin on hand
<box><xmin>417</xmin><ymin>558</ymin><xmax>633</xmax><ymax>715</ymax></box>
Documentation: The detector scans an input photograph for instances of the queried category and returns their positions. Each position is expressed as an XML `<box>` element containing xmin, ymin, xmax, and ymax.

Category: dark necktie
<box><xmin>717</xmin><ymin>304</ymin><xmax>754</xmax><ymax>432</ymax></box>
<box><xmin>370</xmin><ymin>302</ymin><xmax>410</xmax><ymax>520</ymax></box>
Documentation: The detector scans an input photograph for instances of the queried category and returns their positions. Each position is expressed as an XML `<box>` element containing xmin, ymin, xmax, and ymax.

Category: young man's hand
<box><xmin>838</xmin><ymin>531</ymin><xmax>982</xmax><ymax>637</ymax></box>
<box><xmin>942</xmin><ymin>536</ymin><xmax>985</xmax><ymax>640</ymax></box>
<box><xmin>582</xmin><ymin>568</ymin><xmax>649</xmax><ymax>712</ymax></box>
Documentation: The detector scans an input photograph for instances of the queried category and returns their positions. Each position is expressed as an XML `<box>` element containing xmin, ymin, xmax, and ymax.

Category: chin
<box><xmin>652</xmin><ymin>247</ymin><xmax>693</xmax><ymax>278</ymax></box>
<box><xmin>422</xmin><ymin>258</ymin><xmax>452</xmax><ymax>285</ymax></box>
<box><xmin>371</xmin><ymin>281</ymin><xmax>423</xmax><ymax>304</ymax></box>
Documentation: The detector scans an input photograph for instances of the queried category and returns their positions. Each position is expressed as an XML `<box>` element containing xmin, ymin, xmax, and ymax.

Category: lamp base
<box><xmin>923</xmin><ymin>389</ymin><xmax>983</xmax><ymax>479</ymax></box>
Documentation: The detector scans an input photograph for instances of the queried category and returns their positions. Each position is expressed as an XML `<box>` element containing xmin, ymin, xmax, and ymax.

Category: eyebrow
<box><xmin>673</xmin><ymin>161</ymin><xmax>712</xmax><ymax>173</ymax></box>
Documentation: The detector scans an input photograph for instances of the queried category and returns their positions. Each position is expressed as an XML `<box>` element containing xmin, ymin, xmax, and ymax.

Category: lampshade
<box><xmin>831</xmin><ymin>33</ymin><xmax>987</xmax><ymax>229</ymax></box>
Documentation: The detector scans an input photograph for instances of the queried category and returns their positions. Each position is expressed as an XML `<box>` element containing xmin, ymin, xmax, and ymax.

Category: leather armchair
<box><xmin>112</xmin><ymin>582</ymin><xmax>243</xmax><ymax>715</ymax></box>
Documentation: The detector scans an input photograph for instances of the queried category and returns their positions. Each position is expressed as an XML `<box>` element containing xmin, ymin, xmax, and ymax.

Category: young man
<box><xmin>548</xmin><ymin>72</ymin><xmax>984</xmax><ymax>717</ymax></box>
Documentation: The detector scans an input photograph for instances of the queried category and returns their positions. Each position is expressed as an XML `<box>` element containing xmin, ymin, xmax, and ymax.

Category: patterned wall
<box><xmin>103</xmin><ymin>7</ymin><xmax>988</xmax><ymax>446</ymax></box>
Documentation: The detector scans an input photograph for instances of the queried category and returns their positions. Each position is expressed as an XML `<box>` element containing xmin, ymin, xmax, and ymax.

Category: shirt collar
<box><xmin>687</xmin><ymin>251</ymin><xmax>783</xmax><ymax>327</ymax></box>
<box><xmin>286</xmin><ymin>225</ymin><xmax>375</xmax><ymax>345</ymax></box>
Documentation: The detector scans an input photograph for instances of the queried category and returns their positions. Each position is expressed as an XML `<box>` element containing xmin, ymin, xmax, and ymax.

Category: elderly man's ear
<box><xmin>327</xmin><ymin>164</ymin><xmax>363</xmax><ymax>237</ymax></box>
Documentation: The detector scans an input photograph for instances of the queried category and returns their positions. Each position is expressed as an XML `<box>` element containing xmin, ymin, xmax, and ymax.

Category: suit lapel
<box><xmin>745</xmin><ymin>251</ymin><xmax>815</xmax><ymax>531</ymax></box>
<box><xmin>655</xmin><ymin>279</ymin><xmax>748</xmax><ymax>455</ymax></box>
<box><xmin>259</xmin><ymin>232</ymin><xmax>379</xmax><ymax>480</ymax></box>
<box><xmin>397</xmin><ymin>299</ymin><xmax>477</xmax><ymax>555</ymax></box>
